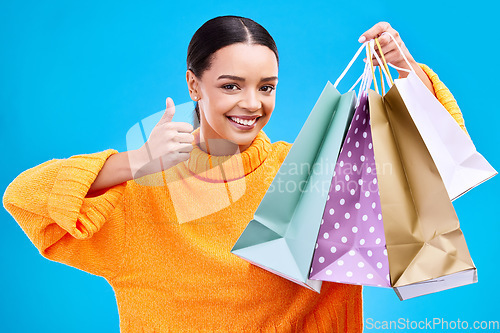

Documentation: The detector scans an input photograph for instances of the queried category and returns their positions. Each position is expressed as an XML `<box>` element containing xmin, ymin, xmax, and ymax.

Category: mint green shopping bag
<box><xmin>231</xmin><ymin>82</ymin><xmax>356</xmax><ymax>292</ymax></box>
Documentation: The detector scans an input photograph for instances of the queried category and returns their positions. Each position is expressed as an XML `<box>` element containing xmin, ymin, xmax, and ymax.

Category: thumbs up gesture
<box><xmin>129</xmin><ymin>97</ymin><xmax>195</xmax><ymax>179</ymax></box>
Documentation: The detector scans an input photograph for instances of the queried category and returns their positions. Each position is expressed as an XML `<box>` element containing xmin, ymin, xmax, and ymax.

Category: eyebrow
<box><xmin>217</xmin><ymin>75</ymin><xmax>278</xmax><ymax>82</ymax></box>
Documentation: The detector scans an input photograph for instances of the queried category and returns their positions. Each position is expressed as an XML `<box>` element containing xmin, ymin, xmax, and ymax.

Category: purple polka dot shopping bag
<box><xmin>309</xmin><ymin>92</ymin><xmax>391</xmax><ymax>288</ymax></box>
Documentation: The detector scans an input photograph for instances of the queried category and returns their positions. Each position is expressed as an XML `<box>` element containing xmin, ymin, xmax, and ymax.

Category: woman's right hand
<box><xmin>129</xmin><ymin>97</ymin><xmax>195</xmax><ymax>179</ymax></box>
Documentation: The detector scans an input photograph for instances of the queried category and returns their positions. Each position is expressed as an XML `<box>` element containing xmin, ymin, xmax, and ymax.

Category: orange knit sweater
<box><xmin>3</xmin><ymin>65</ymin><xmax>464</xmax><ymax>332</ymax></box>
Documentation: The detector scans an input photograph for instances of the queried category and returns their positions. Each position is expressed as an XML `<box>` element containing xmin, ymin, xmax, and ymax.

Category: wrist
<box><xmin>395</xmin><ymin>58</ymin><xmax>417</xmax><ymax>78</ymax></box>
<box><xmin>127</xmin><ymin>147</ymin><xmax>149</xmax><ymax>179</ymax></box>
<box><xmin>88</xmin><ymin>151</ymin><xmax>135</xmax><ymax>195</ymax></box>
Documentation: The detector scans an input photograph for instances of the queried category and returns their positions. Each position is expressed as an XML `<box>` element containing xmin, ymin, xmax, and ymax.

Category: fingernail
<box><xmin>358</xmin><ymin>35</ymin><xmax>366</xmax><ymax>43</ymax></box>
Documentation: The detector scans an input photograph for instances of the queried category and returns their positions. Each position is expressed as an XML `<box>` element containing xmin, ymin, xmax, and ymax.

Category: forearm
<box><xmin>88</xmin><ymin>151</ymin><xmax>134</xmax><ymax>195</ymax></box>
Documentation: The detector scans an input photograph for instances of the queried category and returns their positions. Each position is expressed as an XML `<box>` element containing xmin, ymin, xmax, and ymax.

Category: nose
<box><xmin>238</xmin><ymin>90</ymin><xmax>262</xmax><ymax>112</ymax></box>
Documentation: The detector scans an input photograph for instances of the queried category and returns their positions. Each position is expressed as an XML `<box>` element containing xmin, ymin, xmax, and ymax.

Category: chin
<box><xmin>227</xmin><ymin>132</ymin><xmax>258</xmax><ymax>145</ymax></box>
<box><xmin>225</xmin><ymin>127</ymin><xmax>260</xmax><ymax>145</ymax></box>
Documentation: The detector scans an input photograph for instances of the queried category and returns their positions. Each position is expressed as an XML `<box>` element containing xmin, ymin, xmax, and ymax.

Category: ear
<box><xmin>186</xmin><ymin>70</ymin><xmax>201</xmax><ymax>101</ymax></box>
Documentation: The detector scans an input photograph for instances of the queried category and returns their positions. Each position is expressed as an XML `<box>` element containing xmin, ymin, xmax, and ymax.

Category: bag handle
<box><xmin>334</xmin><ymin>32</ymin><xmax>411</xmax><ymax>94</ymax></box>
<box><xmin>366</xmin><ymin>37</ymin><xmax>402</xmax><ymax>93</ymax></box>
<box><xmin>371</xmin><ymin>39</ymin><xmax>393</xmax><ymax>92</ymax></box>
<box><xmin>334</xmin><ymin>42</ymin><xmax>368</xmax><ymax>89</ymax></box>
<box><xmin>375</xmin><ymin>38</ymin><xmax>394</xmax><ymax>87</ymax></box>
<box><xmin>334</xmin><ymin>41</ymin><xmax>376</xmax><ymax>99</ymax></box>
<box><xmin>354</xmin><ymin>40</ymin><xmax>384</xmax><ymax>98</ymax></box>
<box><xmin>367</xmin><ymin>41</ymin><xmax>379</xmax><ymax>94</ymax></box>
<box><xmin>352</xmin><ymin>38</ymin><xmax>393</xmax><ymax>101</ymax></box>
<box><xmin>358</xmin><ymin>50</ymin><xmax>373</xmax><ymax>98</ymax></box>
<box><xmin>365</xmin><ymin>39</ymin><xmax>392</xmax><ymax>95</ymax></box>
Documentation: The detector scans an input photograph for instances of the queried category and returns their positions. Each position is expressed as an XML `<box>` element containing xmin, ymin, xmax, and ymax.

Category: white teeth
<box><xmin>229</xmin><ymin>116</ymin><xmax>257</xmax><ymax>126</ymax></box>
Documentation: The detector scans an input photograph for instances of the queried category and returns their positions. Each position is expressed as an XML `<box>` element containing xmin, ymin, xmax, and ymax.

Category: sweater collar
<box><xmin>186</xmin><ymin>127</ymin><xmax>272</xmax><ymax>182</ymax></box>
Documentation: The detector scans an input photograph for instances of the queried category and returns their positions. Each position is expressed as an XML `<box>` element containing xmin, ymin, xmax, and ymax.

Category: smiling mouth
<box><xmin>226</xmin><ymin>116</ymin><xmax>260</xmax><ymax>126</ymax></box>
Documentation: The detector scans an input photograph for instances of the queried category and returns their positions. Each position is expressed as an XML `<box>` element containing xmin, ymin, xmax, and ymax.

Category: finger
<box><xmin>175</xmin><ymin>143</ymin><xmax>194</xmax><ymax>154</ymax></box>
<box><xmin>159</xmin><ymin>97</ymin><xmax>176</xmax><ymax>124</ymax></box>
<box><xmin>375</xmin><ymin>35</ymin><xmax>390</xmax><ymax>51</ymax></box>
<box><xmin>161</xmin><ymin>151</ymin><xmax>191</xmax><ymax>165</ymax></box>
<box><xmin>359</xmin><ymin>22</ymin><xmax>391</xmax><ymax>43</ymax></box>
<box><xmin>363</xmin><ymin>57</ymin><xmax>380</xmax><ymax>67</ymax></box>
<box><xmin>382</xmin><ymin>50</ymin><xmax>412</xmax><ymax>69</ymax></box>
<box><xmin>175</xmin><ymin>152</ymin><xmax>192</xmax><ymax>162</ymax></box>
<box><xmin>366</xmin><ymin>45</ymin><xmax>393</xmax><ymax>67</ymax></box>
<box><xmin>174</xmin><ymin>132</ymin><xmax>196</xmax><ymax>144</ymax></box>
<box><xmin>370</xmin><ymin>53</ymin><xmax>392</xmax><ymax>68</ymax></box>
<box><xmin>177</xmin><ymin>152</ymin><xmax>191</xmax><ymax>158</ymax></box>
<box><xmin>369</xmin><ymin>57</ymin><xmax>380</xmax><ymax>67</ymax></box>
<box><xmin>380</xmin><ymin>28</ymin><xmax>400</xmax><ymax>45</ymax></box>
<box><xmin>169</xmin><ymin>121</ymin><xmax>194</xmax><ymax>133</ymax></box>
<box><xmin>373</xmin><ymin>39</ymin><xmax>396</xmax><ymax>59</ymax></box>
<box><xmin>373</xmin><ymin>34</ymin><xmax>403</xmax><ymax>64</ymax></box>
<box><xmin>364</xmin><ymin>59</ymin><xmax>381</xmax><ymax>67</ymax></box>
<box><xmin>372</xmin><ymin>51</ymin><xmax>400</xmax><ymax>69</ymax></box>
<box><xmin>379</xmin><ymin>29</ymin><xmax>406</xmax><ymax>56</ymax></box>
<box><xmin>367</xmin><ymin>45</ymin><xmax>386</xmax><ymax>67</ymax></box>
<box><xmin>371</xmin><ymin>51</ymin><xmax>401</xmax><ymax>67</ymax></box>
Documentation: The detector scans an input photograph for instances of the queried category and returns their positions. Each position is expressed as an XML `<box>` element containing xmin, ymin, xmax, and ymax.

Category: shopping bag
<box><xmin>379</xmin><ymin>32</ymin><xmax>497</xmax><ymax>200</ymax></box>
<box><xmin>370</xmin><ymin>87</ymin><xmax>477</xmax><ymax>300</ymax></box>
<box><xmin>231</xmin><ymin>82</ymin><xmax>356</xmax><ymax>292</ymax></box>
<box><xmin>308</xmin><ymin>41</ymin><xmax>398</xmax><ymax>291</ymax></box>
<box><xmin>309</xmin><ymin>43</ymin><xmax>394</xmax><ymax>289</ymax></box>
<box><xmin>309</xmin><ymin>91</ymin><xmax>391</xmax><ymax>288</ymax></box>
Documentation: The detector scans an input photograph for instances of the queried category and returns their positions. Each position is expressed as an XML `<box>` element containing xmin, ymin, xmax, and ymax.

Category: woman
<box><xmin>3</xmin><ymin>16</ymin><xmax>466</xmax><ymax>332</ymax></box>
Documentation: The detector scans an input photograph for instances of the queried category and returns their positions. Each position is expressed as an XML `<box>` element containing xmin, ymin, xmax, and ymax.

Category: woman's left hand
<box><xmin>358</xmin><ymin>22</ymin><xmax>435</xmax><ymax>94</ymax></box>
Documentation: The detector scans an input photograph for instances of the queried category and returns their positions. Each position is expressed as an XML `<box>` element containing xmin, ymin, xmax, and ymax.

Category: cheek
<box><xmin>263</xmin><ymin>97</ymin><xmax>275</xmax><ymax>116</ymax></box>
<box><xmin>202</xmin><ymin>94</ymin><xmax>237</xmax><ymax>127</ymax></box>
<box><xmin>209</xmin><ymin>94</ymin><xmax>239</xmax><ymax>116</ymax></box>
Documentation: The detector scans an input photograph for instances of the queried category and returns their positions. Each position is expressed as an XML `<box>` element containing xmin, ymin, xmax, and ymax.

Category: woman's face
<box><xmin>188</xmin><ymin>43</ymin><xmax>278</xmax><ymax>155</ymax></box>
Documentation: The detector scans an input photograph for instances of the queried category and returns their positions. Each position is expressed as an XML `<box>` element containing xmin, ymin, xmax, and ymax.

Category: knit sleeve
<box><xmin>418</xmin><ymin>63</ymin><xmax>468</xmax><ymax>135</ymax></box>
<box><xmin>2</xmin><ymin>149</ymin><xmax>127</xmax><ymax>279</ymax></box>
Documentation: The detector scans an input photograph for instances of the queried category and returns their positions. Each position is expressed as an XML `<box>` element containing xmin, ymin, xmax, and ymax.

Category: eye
<box><xmin>260</xmin><ymin>85</ymin><xmax>276</xmax><ymax>93</ymax></box>
<box><xmin>222</xmin><ymin>84</ymin><xmax>239</xmax><ymax>91</ymax></box>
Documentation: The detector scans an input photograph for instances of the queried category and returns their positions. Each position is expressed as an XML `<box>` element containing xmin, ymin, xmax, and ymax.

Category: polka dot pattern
<box><xmin>309</xmin><ymin>93</ymin><xmax>391</xmax><ymax>287</ymax></box>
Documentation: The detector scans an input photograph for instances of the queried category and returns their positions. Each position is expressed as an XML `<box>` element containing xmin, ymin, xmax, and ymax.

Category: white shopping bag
<box><xmin>376</xmin><ymin>33</ymin><xmax>497</xmax><ymax>200</ymax></box>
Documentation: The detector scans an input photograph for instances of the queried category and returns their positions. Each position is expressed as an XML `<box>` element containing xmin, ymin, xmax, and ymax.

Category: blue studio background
<box><xmin>1</xmin><ymin>1</ymin><xmax>498</xmax><ymax>332</ymax></box>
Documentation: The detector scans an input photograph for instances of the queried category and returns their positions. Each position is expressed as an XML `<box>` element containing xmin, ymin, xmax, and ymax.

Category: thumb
<box><xmin>160</xmin><ymin>97</ymin><xmax>176</xmax><ymax>123</ymax></box>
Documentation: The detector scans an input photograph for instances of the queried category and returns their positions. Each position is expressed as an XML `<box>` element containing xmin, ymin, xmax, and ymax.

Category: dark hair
<box><xmin>187</xmin><ymin>15</ymin><xmax>279</xmax><ymax>128</ymax></box>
